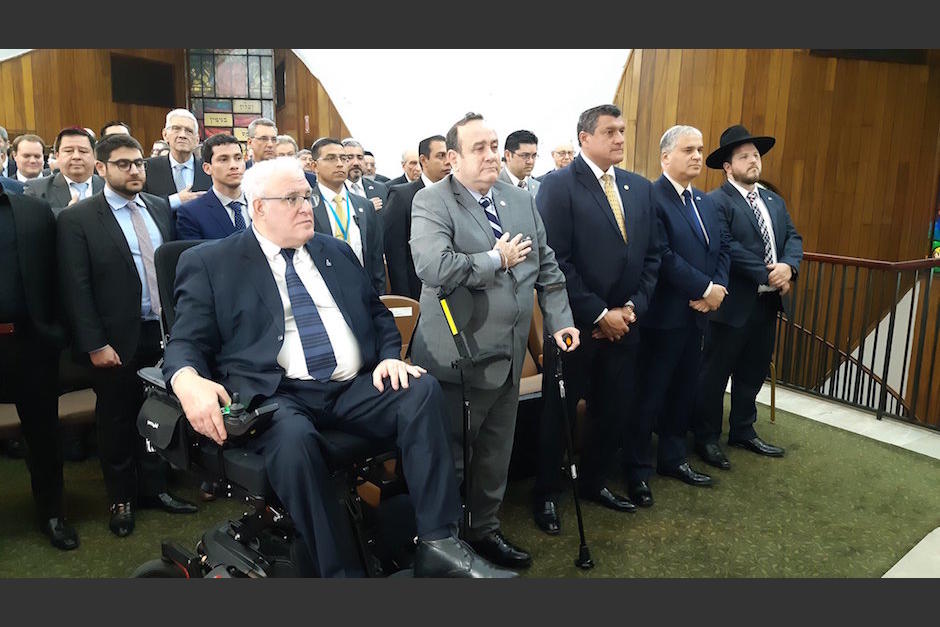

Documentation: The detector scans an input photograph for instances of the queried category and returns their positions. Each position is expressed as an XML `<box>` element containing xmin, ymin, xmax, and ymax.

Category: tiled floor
<box><xmin>751</xmin><ymin>383</ymin><xmax>940</xmax><ymax>577</ymax></box>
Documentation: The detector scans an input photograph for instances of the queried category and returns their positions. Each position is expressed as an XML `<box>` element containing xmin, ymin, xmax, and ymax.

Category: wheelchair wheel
<box><xmin>131</xmin><ymin>558</ymin><xmax>190</xmax><ymax>578</ymax></box>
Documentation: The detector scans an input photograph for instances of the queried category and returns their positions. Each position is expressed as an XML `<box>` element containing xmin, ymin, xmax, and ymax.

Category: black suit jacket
<box><xmin>24</xmin><ymin>172</ymin><xmax>105</xmax><ymax>215</ymax></box>
<box><xmin>386</xmin><ymin>174</ymin><xmax>408</xmax><ymax>188</ymax></box>
<box><xmin>536</xmin><ymin>155</ymin><xmax>662</xmax><ymax>340</ymax></box>
<box><xmin>707</xmin><ymin>180</ymin><xmax>803</xmax><ymax>328</ymax></box>
<box><xmin>142</xmin><ymin>154</ymin><xmax>211</xmax><ymax>199</ymax></box>
<box><xmin>348</xmin><ymin>178</ymin><xmax>388</xmax><ymax>207</ymax></box>
<box><xmin>3</xmin><ymin>190</ymin><xmax>66</xmax><ymax>347</ymax></box>
<box><xmin>372</xmin><ymin>173</ymin><xmax>390</xmax><ymax>184</ymax></box>
<box><xmin>312</xmin><ymin>187</ymin><xmax>386</xmax><ymax>295</ymax></box>
<box><xmin>57</xmin><ymin>191</ymin><xmax>175</xmax><ymax>361</ymax></box>
<box><xmin>382</xmin><ymin>177</ymin><xmax>424</xmax><ymax>299</ymax></box>
<box><xmin>163</xmin><ymin>231</ymin><xmax>401</xmax><ymax>406</ymax></box>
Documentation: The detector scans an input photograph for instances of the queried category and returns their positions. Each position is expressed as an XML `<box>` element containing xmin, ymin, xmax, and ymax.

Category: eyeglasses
<box><xmin>318</xmin><ymin>154</ymin><xmax>353</xmax><ymax>163</ymax></box>
<box><xmin>512</xmin><ymin>151</ymin><xmax>539</xmax><ymax>161</ymax></box>
<box><xmin>252</xmin><ymin>135</ymin><xmax>278</xmax><ymax>144</ymax></box>
<box><xmin>106</xmin><ymin>159</ymin><xmax>146</xmax><ymax>172</ymax></box>
<box><xmin>552</xmin><ymin>150</ymin><xmax>575</xmax><ymax>157</ymax></box>
<box><xmin>259</xmin><ymin>193</ymin><xmax>313</xmax><ymax>209</ymax></box>
<box><xmin>168</xmin><ymin>125</ymin><xmax>196</xmax><ymax>136</ymax></box>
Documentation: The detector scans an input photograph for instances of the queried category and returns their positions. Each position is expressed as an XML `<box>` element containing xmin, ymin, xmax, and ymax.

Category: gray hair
<box><xmin>0</xmin><ymin>125</ymin><xmax>8</xmax><ymax>142</ymax></box>
<box><xmin>242</xmin><ymin>156</ymin><xmax>306</xmax><ymax>220</ymax></box>
<box><xmin>164</xmin><ymin>108</ymin><xmax>199</xmax><ymax>133</ymax></box>
<box><xmin>342</xmin><ymin>138</ymin><xmax>363</xmax><ymax>150</ymax></box>
<box><xmin>247</xmin><ymin>117</ymin><xmax>277</xmax><ymax>138</ymax></box>
<box><xmin>297</xmin><ymin>149</ymin><xmax>313</xmax><ymax>158</ymax></box>
<box><xmin>276</xmin><ymin>134</ymin><xmax>298</xmax><ymax>152</ymax></box>
<box><xmin>659</xmin><ymin>125</ymin><xmax>702</xmax><ymax>155</ymax></box>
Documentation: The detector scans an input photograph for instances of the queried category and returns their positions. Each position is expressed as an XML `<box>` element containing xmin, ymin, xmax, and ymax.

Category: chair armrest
<box><xmin>138</xmin><ymin>366</ymin><xmax>167</xmax><ymax>391</ymax></box>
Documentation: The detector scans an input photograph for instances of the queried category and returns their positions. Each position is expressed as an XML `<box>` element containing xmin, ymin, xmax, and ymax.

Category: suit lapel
<box><xmin>91</xmin><ymin>174</ymin><xmax>105</xmax><ymax>194</ymax></box>
<box><xmin>238</xmin><ymin>229</ymin><xmax>285</xmax><ymax>332</ymax></box>
<box><xmin>140</xmin><ymin>195</ymin><xmax>171</xmax><ymax>242</ymax></box>
<box><xmin>305</xmin><ymin>235</ymin><xmax>354</xmax><ymax>331</ymax></box>
<box><xmin>95</xmin><ymin>194</ymin><xmax>136</xmax><ymax>275</ymax></box>
<box><xmin>659</xmin><ymin>176</ymin><xmax>706</xmax><ymax>248</ymax></box>
<box><xmin>723</xmin><ymin>180</ymin><xmax>762</xmax><ymax>238</ymax></box>
<box><xmin>49</xmin><ymin>173</ymin><xmax>72</xmax><ymax>208</ymax></box>
<box><xmin>311</xmin><ymin>189</ymin><xmax>332</xmax><ymax>235</ymax></box>
<box><xmin>205</xmin><ymin>191</ymin><xmax>236</xmax><ymax>236</ymax></box>
<box><xmin>349</xmin><ymin>194</ymin><xmax>368</xmax><ymax>249</ymax></box>
<box><xmin>575</xmin><ymin>157</ymin><xmax>623</xmax><ymax>241</ymax></box>
<box><xmin>449</xmin><ymin>175</ymin><xmax>495</xmax><ymax>242</ymax></box>
<box><xmin>760</xmin><ymin>189</ymin><xmax>785</xmax><ymax>253</ymax></box>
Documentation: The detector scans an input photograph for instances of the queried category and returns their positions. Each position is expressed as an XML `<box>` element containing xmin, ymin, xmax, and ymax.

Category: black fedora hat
<box><xmin>705</xmin><ymin>125</ymin><xmax>776</xmax><ymax>170</ymax></box>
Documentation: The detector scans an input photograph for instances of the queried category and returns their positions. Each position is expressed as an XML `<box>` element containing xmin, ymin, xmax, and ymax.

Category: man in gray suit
<box><xmin>410</xmin><ymin>112</ymin><xmax>579</xmax><ymax>569</ymax></box>
<box><xmin>25</xmin><ymin>128</ymin><xmax>104</xmax><ymax>216</ymax></box>
<box><xmin>498</xmin><ymin>129</ymin><xmax>541</xmax><ymax>196</ymax></box>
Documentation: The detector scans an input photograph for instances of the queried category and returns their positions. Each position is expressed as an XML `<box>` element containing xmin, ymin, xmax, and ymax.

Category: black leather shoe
<box><xmin>729</xmin><ymin>436</ymin><xmax>785</xmax><ymax>457</ymax></box>
<box><xmin>414</xmin><ymin>536</ymin><xmax>518</xmax><ymax>578</ymax></box>
<box><xmin>40</xmin><ymin>517</ymin><xmax>79</xmax><ymax>550</ymax></box>
<box><xmin>658</xmin><ymin>462</ymin><xmax>713</xmax><ymax>486</ymax></box>
<box><xmin>109</xmin><ymin>501</ymin><xmax>135</xmax><ymax>537</ymax></box>
<box><xmin>696</xmin><ymin>442</ymin><xmax>731</xmax><ymax>470</ymax></box>
<box><xmin>533</xmin><ymin>498</ymin><xmax>561</xmax><ymax>535</ymax></box>
<box><xmin>468</xmin><ymin>530</ymin><xmax>532</xmax><ymax>569</ymax></box>
<box><xmin>139</xmin><ymin>492</ymin><xmax>198</xmax><ymax>514</ymax></box>
<box><xmin>582</xmin><ymin>485</ymin><xmax>637</xmax><ymax>512</ymax></box>
<box><xmin>627</xmin><ymin>481</ymin><xmax>654</xmax><ymax>507</ymax></box>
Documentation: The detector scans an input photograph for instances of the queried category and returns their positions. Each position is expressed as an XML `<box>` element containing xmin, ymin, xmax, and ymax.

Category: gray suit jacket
<box><xmin>410</xmin><ymin>175</ymin><xmax>572</xmax><ymax>389</ymax></box>
<box><xmin>24</xmin><ymin>172</ymin><xmax>105</xmax><ymax>216</ymax></box>
<box><xmin>497</xmin><ymin>168</ymin><xmax>540</xmax><ymax>197</ymax></box>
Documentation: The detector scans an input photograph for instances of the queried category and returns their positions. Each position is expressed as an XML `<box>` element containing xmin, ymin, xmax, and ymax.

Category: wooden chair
<box><xmin>379</xmin><ymin>294</ymin><xmax>420</xmax><ymax>361</ymax></box>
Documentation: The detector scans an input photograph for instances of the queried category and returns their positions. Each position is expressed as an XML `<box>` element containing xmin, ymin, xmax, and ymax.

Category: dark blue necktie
<box><xmin>480</xmin><ymin>196</ymin><xmax>503</xmax><ymax>239</ymax></box>
<box><xmin>280</xmin><ymin>248</ymin><xmax>336</xmax><ymax>381</ymax></box>
<box><xmin>682</xmin><ymin>189</ymin><xmax>707</xmax><ymax>244</ymax></box>
<box><xmin>230</xmin><ymin>200</ymin><xmax>246</xmax><ymax>231</ymax></box>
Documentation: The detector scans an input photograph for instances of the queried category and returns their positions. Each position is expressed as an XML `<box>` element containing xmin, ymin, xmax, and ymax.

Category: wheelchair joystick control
<box><xmin>220</xmin><ymin>393</ymin><xmax>279</xmax><ymax>441</ymax></box>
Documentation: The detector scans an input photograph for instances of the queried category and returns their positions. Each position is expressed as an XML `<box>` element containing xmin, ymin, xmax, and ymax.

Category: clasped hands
<box><xmin>689</xmin><ymin>284</ymin><xmax>728</xmax><ymax>313</ymax></box>
<box><xmin>493</xmin><ymin>232</ymin><xmax>532</xmax><ymax>270</ymax></box>
<box><xmin>592</xmin><ymin>306</ymin><xmax>636</xmax><ymax>342</ymax></box>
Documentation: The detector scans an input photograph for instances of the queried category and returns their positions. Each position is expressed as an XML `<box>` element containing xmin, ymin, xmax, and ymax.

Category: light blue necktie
<box><xmin>172</xmin><ymin>164</ymin><xmax>188</xmax><ymax>192</ymax></box>
<box><xmin>70</xmin><ymin>181</ymin><xmax>89</xmax><ymax>200</ymax></box>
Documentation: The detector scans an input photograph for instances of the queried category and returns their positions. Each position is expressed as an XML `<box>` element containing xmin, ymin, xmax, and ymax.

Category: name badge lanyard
<box><xmin>326</xmin><ymin>193</ymin><xmax>352</xmax><ymax>241</ymax></box>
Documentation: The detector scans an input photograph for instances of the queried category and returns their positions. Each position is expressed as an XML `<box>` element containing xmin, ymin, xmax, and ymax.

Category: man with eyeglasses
<box><xmin>25</xmin><ymin>127</ymin><xmax>104</xmax><ymax>216</ymax></box>
<box><xmin>143</xmin><ymin>109</ymin><xmax>210</xmax><ymax>210</ymax></box>
<box><xmin>535</xmin><ymin>140</ymin><xmax>576</xmax><ymax>181</ymax></box>
<box><xmin>246</xmin><ymin>118</ymin><xmax>319</xmax><ymax>190</ymax></box>
<box><xmin>58</xmin><ymin>134</ymin><xmax>197</xmax><ymax>539</ymax></box>
<box><xmin>342</xmin><ymin>138</ymin><xmax>387</xmax><ymax>213</ymax></box>
<box><xmin>498</xmin><ymin>130</ymin><xmax>540</xmax><ymax>197</ymax></box>
<box><xmin>308</xmin><ymin>137</ymin><xmax>385</xmax><ymax>295</ymax></box>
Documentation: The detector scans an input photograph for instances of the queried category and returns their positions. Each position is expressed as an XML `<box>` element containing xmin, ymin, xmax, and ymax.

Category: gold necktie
<box><xmin>602</xmin><ymin>174</ymin><xmax>627</xmax><ymax>243</ymax></box>
<box><xmin>333</xmin><ymin>194</ymin><xmax>348</xmax><ymax>241</ymax></box>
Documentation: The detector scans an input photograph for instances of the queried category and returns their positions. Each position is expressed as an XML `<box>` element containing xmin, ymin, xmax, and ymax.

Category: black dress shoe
<box><xmin>109</xmin><ymin>501</ymin><xmax>135</xmax><ymax>537</ymax></box>
<box><xmin>533</xmin><ymin>498</ymin><xmax>561</xmax><ymax>535</ymax></box>
<box><xmin>729</xmin><ymin>436</ymin><xmax>785</xmax><ymax>457</ymax></box>
<box><xmin>658</xmin><ymin>462</ymin><xmax>713</xmax><ymax>486</ymax></box>
<box><xmin>40</xmin><ymin>517</ymin><xmax>79</xmax><ymax>551</ymax></box>
<box><xmin>696</xmin><ymin>442</ymin><xmax>731</xmax><ymax>470</ymax></box>
<box><xmin>139</xmin><ymin>492</ymin><xmax>198</xmax><ymax>514</ymax></box>
<box><xmin>468</xmin><ymin>530</ymin><xmax>532</xmax><ymax>569</ymax></box>
<box><xmin>627</xmin><ymin>481</ymin><xmax>654</xmax><ymax>507</ymax></box>
<box><xmin>414</xmin><ymin>536</ymin><xmax>518</xmax><ymax>578</ymax></box>
<box><xmin>582</xmin><ymin>485</ymin><xmax>637</xmax><ymax>512</ymax></box>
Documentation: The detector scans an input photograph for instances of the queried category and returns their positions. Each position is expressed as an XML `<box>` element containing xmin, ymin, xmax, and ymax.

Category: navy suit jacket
<box><xmin>644</xmin><ymin>175</ymin><xmax>730</xmax><ymax>330</ymax></box>
<box><xmin>536</xmin><ymin>155</ymin><xmax>662</xmax><ymax>340</ymax></box>
<box><xmin>0</xmin><ymin>176</ymin><xmax>25</xmax><ymax>194</ymax></box>
<box><xmin>162</xmin><ymin>230</ymin><xmax>401</xmax><ymax>406</ymax></box>
<box><xmin>177</xmin><ymin>189</ymin><xmax>242</xmax><ymax>240</ymax></box>
<box><xmin>708</xmin><ymin>180</ymin><xmax>803</xmax><ymax>328</ymax></box>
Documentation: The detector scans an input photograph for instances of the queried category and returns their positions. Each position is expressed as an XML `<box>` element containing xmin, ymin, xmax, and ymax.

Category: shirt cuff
<box><xmin>169</xmin><ymin>193</ymin><xmax>182</xmax><ymax>209</ymax></box>
<box><xmin>594</xmin><ymin>308</ymin><xmax>609</xmax><ymax>325</ymax></box>
<box><xmin>487</xmin><ymin>249</ymin><xmax>503</xmax><ymax>271</ymax></box>
<box><xmin>169</xmin><ymin>366</ymin><xmax>198</xmax><ymax>392</ymax></box>
<box><xmin>702</xmin><ymin>282</ymin><xmax>713</xmax><ymax>298</ymax></box>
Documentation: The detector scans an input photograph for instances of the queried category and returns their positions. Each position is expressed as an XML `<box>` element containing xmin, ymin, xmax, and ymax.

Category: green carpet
<box><xmin>1</xmin><ymin>403</ymin><xmax>938</xmax><ymax>578</ymax></box>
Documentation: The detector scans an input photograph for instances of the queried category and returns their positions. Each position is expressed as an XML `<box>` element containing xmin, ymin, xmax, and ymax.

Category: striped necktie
<box><xmin>126</xmin><ymin>202</ymin><xmax>161</xmax><ymax>316</ymax></box>
<box><xmin>280</xmin><ymin>248</ymin><xmax>337</xmax><ymax>381</ymax></box>
<box><xmin>747</xmin><ymin>191</ymin><xmax>774</xmax><ymax>264</ymax></box>
<box><xmin>480</xmin><ymin>196</ymin><xmax>502</xmax><ymax>239</ymax></box>
<box><xmin>229</xmin><ymin>200</ymin><xmax>246</xmax><ymax>231</ymax></box>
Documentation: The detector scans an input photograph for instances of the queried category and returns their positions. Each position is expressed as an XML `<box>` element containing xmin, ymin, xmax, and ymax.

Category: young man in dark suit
<box><xmin>163</xmin><ymin>157</ymin><xmax>514</xmax><ymax>579</ymax></box>
<box><xmin>622</xmin><ymin>126</ymin><xmax>730</xmax><ymax>506</ymax></box>
<box><xmin>57</xmin><ymin>134</ymin><xmax>197</xmax><ymax>538</ymax></box>
<box><xmin>533</xmin><ymin>104</ymin><xmax>663</xmax><ymax>534</ymax></box>
<box><xmin>382</xmin><ymin>134</ymin><xmax>451</xmax><ymax>299</ymax></box>
<box><xmin>694</xmin><ymin>125</ymin><xmax>804</xmax><ymax>468</ymax></box>
<box><xmin>0</xmin><ymin>179</ymin><xmax>77</xmax><ymax>550</ymax></box>
<box><xmin>142</xmin><ymin>109</ymin><xmax>210</xmax><ymax>211</ymax></box>
<box><xmin>176</xmin><ymin>133</ymin><xmax>249</xmax><ymax>240</ymax></box>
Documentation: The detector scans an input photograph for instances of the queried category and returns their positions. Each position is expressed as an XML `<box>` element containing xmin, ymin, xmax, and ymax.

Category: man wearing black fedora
<box><xmin>693</xmin><ymin>125</ymin><xmax>803</xmax><ymax>469</ymax></box>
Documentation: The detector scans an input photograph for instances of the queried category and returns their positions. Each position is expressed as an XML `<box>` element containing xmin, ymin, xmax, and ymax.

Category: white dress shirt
<box><xmin>318</xmin><ymin>183</ymin><xmax>363</xmax><ymax>266</ymax></box>
<box><xmin>503</xmin><ymin>168</ymin><xmax>532</xmax><ymax>190</ymax></box>
<box><xmin>420</xmin><ymin>172</ymin><xmax>435</xmax><ymax>189</ymax></box>
<box><xmin>345</xmin><ymin>178</ymin><xmax>367</xmax><ymax>199</ymax></box>
<box><xmin>727</xmin><ymin>178</ymin><xmax>778</xmax><ymax>292</ymax></box>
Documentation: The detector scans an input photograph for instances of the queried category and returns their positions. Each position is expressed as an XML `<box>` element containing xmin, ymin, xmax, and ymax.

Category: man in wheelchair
<box><xmin>161</xmin><ymin>157</ymin><xmax>515</xmax><ymax>578</ymax></box>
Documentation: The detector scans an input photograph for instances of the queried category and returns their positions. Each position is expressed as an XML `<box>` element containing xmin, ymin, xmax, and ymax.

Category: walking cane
<box><xmin>552</xmin><ymin>333</ymin><xmax>594</xmax><ymax>569</ymax></box>
<box><xmin>438</xmin><ymin>285</ymin><xmax>509</xmax><ymax>539</ymax></box>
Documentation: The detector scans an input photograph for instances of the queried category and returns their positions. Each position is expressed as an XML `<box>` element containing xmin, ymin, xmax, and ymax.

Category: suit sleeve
<box><xmin>655</xmin><ymin>204</ymin><xmax>712</xmax><ymax>300</ymax></box>
<box><xmin>383</xmin><ymin>186</ymin><xmax>410</xmax><ymax>296</ymax></box>
<box><xmin>175</xmin><ymin>202</ymin><xmax>202</xmax><ymax>240</ymax></box>
<box><xmin>56</xmin><ymin>210</ymin><xmax>108</xmax><ymax>354</ymax></box>
<box><xmin>777</xmin><ymin>199</ymin><xmax>803</xmax><ymax>278</ymax></box>
<box><xmin>625</xmin><ymin>184</ymin><xmax>663</xmax><ymax>319</ymax></box>
<box><xmin>536</xmin><ymin>174</ymin><xmax>608</xmax><ymax>326</ymax></box>
<box><xmin>367</xmin><ymin>204</ymin><xmax>386</xmax><ymax>295</ymax></box>
<box><xmin>410</xmin><ymin>188</ymin><xmax>500</xmax><ymax>293</ymax></box>
<box><xmin>714</xmin><ymin>193</ymin><xmax>771</xmax><ymax>285</ymax></box>
<box><xmin>713</xmin><ymin>211</ymin><xmax>731</xmax><ymax>288</ymax></box>
<box><xmin>529</xmin><ymin>194</ymin><xmax>573</xmax><ymax>332</ymax></box>
<box><xmin>162</xmin><ymin>247</ymin><xmax>220</xmax><ymax>386</ymax></box>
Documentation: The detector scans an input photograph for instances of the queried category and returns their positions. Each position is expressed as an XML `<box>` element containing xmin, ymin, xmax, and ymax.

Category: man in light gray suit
<box><xmin>24</xmin><ymin>128</ymin><xmax>103</xmax><ymax>216</ymax></box>
<box><xmin>497</xmin><ymin>129</ymin><xmax>541</xmax><ymax>197</ymax></box>
<box><xmin>410</xmin><ymin>113</ymin><xmax>579</xmax><ymax>570</ymax></box>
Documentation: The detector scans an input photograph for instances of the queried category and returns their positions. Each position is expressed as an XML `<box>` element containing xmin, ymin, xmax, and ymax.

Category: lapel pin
<box><xmin>696</xmin><ymin>196</ymin><xmax>702</xmax><ymax>201</ymax></box>
<box><xmin>499</xmin><ymin>200</ymin><xmax>506</xmax><ymax>207</ymax></box>
<box><xmin>312</xmin><ymin>195</ymin><xmax>320</xmax><ymax>207</ymax></box>
<box><xmin>358</xmin><ymin>207</ymin><xmax>363</xmax><ymax>212</ymax></box>
<box><xmin>623</xmin><ymin>184</ymin><xmax>629</xmax><ymax>191</ymax></box>
<box><xmin>325</xmin><ymin>259</ymin><xmax>332</xmax><ymax>267</ymax></box>
<box><xmin>368</xmin><ymin>185</ymin><xmax>374</xmax><ymax>191</ymax></box>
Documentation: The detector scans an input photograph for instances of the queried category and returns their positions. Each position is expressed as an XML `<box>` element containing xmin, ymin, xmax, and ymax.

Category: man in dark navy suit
<box><xmin>176</xmin><ymin>133</ymin><xmax>249</xmax><ymax>240</ymax></box>
<box><xmin>622</xmin><ymin>126</ymin><xmax>730</xmax><ymax>506</ymax></box>
<box><xmin>693</xmin><ymin>125</ymin><xmax>803</xmax><ymax>468</ymax></box>
<box><xmin>163</xmin><ymin>157</ymin><xmax>514</xmax><ymax>579</ymax></box>
<box><xmin>533</xmin><ymin>104</ymin><xmax>663</xmax><ymax>534</ymax></box>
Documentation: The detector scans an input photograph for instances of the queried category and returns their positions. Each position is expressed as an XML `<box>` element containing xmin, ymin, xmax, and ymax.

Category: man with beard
<box><xmin>693</xmin><ymin>125</ymin><xmax>803</xmax><ymax>469</ymax></box>
<box><xmin>142</xmin><ymin>109</ymin><xmax>210</xmax><ymax>210</ymax></box>
<box><xmin>25</xmin><ymin>127</ymin><xmax>104</xmax><ymax>215</ymax></box>
<box><xmin>343</xmin><ymin>139</ymin><xmax>387</xmax><ymax>212</ymax></box>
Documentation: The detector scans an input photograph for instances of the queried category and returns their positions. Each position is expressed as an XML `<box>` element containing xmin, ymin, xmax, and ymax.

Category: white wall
<box><xmin>291</xmin><ymin>49</ymin><xmax>631</xmax><ymax>179</ymax></box>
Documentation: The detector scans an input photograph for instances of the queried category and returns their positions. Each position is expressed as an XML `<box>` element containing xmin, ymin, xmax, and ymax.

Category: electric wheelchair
<box><xmin>132</xmin><ymin>240</ymin><xmax>417</xmax><ymax>578</ymax></box>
